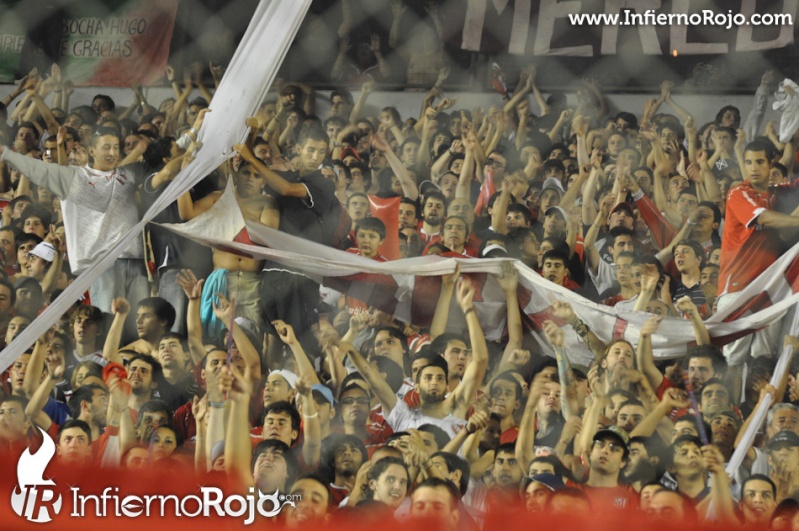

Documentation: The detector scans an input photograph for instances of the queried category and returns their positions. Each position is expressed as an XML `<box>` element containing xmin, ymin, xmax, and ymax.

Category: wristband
<box><xmin>209</xmin><ymin>401</ymin><xmax>226</xmax><ymax>409</ymax></box>
<box><xmin>303</xmin><ymin>411</ymin><xmax>319</xmax><ymax>419</ymax></box>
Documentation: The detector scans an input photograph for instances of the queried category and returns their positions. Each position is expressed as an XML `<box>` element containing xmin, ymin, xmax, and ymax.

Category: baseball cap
<box><xmin>544</xmin><ymin>206</ymin><xmax>568</xmax><ymax>220</ymax></box>
<box><xmin>593</xmin><ymin>425</ymin><xmax>630</xmax><ymax>452</ymax></box>
<box><xmin>610</xmin><ymin>202</ymin><xmax>635</xmax><ymax>217</ymax></box>
<box><xmin>270</xmin><ymin>369</ymin><xmax>299</xmax><ymax>390</ymax></box>
<box><xmin>14</xmin><ymin>276</ymin><xmax>41</xmax><ymax>291</ymax></box>
<box><xmin>541</xmin><ymin>177</ymin><xmax>565</xmax><ymax>198</ymax></box>
<box><xmin>210</xmin><ymin>440</ymin><xmax>225</xmax><ymax>463</ymax></box>
<box><xmin>311</xmin><ymin>384</ymin><xmax>335</xmax><ymax>406</ymax></box>
<box><xmin>340</xmin><ymin>146</ymin><xmax>360</xmax><ymax>161</ymax></box>
<box><xmin>529</xmin><ymin>473</ymin><xmax>566</xmax><ymax>491</ymax></box>
<box><xmin>28</xmin><ymin>242</ymin><xmax>56</xmax><ymax>262</ymax></box>
<box><xmin>339</xmin><ymin>382</ymin><xmax>370</xmax><ymax>400</ymax></box>
<box><xmin>768</xmin><ymin>430</ymin><xmax>799</xmax><ymax>451</ymax></box>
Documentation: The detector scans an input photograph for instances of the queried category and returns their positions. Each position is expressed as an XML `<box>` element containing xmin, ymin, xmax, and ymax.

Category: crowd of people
<box><xmin>1</xmin><ymin>48</ymin><xmax>799</xmax><ymax>529</ymax></box>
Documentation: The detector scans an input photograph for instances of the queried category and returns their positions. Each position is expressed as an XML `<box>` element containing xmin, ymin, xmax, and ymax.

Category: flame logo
<box><xmin>10</xmin><ymin>427</ymin><xmax>62</xmax><ymax>523</ymax></box>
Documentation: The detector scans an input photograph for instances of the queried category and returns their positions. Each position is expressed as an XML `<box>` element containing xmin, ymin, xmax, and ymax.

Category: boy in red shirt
<box><xmin>345</xmin><ymin>217</ymin><xmax>388</xmax><ymax>315</ymax></box>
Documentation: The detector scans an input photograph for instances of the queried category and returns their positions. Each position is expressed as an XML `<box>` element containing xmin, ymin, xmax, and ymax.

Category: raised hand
<box><xmin>111</xmin><ymin>297</ymin><xmax>130</xmax><ymax>315</ymax></box>
<box><xmin>455</xmin><ymin>276</ymin><xmax>475</xmax><ymax>312</ymax></box>
<box><xmin>273</xmin><ymin>319</ymin><xmax>298</xmax><ymax>346</ymax></box>
<box><xmin>176</xmin><ymin>269</ymin><xmax>204</xmax><ymax>300</ymax></box>
<box><xmin>212</xmin><ymin>293</ymin><xmax>236</xmax><ymax>323</ymax></box>
<box><xmin>495</xmin><ymin>261</ymin><xmax>518</xmax><ymax>292</ymax></box>
<box><xmin>640</xmin><ymin>314</ymin><xmax>662</xmax><ymax>337</ymax></box>
<box><xmin>542</xmin><ymin>320</ymin><xmax>565</xmax><ymax>347</ymax></box>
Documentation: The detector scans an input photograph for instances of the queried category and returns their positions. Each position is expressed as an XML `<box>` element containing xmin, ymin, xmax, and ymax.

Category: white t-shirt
<box><xmin>386</xmin><ymin>399</ymin><xmax>466</xmax><ymax>438</ymax></box>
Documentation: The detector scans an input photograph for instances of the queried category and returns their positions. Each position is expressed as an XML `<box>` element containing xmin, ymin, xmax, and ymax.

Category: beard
<box><xmin>420</xmin><ymin>389</ymin><xmax>445</xmax><ymax>404</ymax></box>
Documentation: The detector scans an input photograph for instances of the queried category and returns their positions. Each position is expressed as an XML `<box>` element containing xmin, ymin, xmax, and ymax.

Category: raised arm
<box><xmin>221</xmin><ymin>364</ymin><xmax>256</xmax><ymax>489</ymax></box>
<box><xmin>24</xmin><ymin>341</ymin><xmax>61</xmax><ymax>430</ymax></box>
<box><xmin>342</xmin><ymin>341</ymin><xmax>397</xmax><ymax>414</ymax></box>
<box><xmin>176</xmin><ymin>269</ymin><xmax>206</xmax><ymax>366</ymax></box>
<box><xmin>430</xmin><ymin>267</ymin><xmax>458</xmax><ymax>340</ymax></box>
<box><xmin>272</xmin><ymin>320</ymin><xmax>320</xmax><ymax>385</ymax></box>
<box><xmin>102</xmin><ymin>298</ymin><xmax>129</xmax><ymax>366</ymax></box>
<box><xmin>449</xmin><ymin>277</ymin><xmax>489</xmax><ymax>418</ymax></box>
<box><xmin>296</xmin><ymin>376</ymin><xmax>322</xmax><ymax>468</ymax></box>
<box><xmin>542</xmin><ymin>320</ymin><xmax>579</xmax><ymax>420</ymax></box>
<box><xmin>515</xmin><ymin>373</ymin><xmax>545</xmax><ymax>472</ymax></box>
<box><xmin>636</xmin><ymin>314</ymin><xmax>665</xmax><ymax>391</ymax></box>
<box><xmin>372</xmin><ymin>133</ymin><xmax>418</xmax><ymax>200</ymax></box>
<box><xmin>213</xmin><ymin>293</ymin><xmax>262</xmax><ymax>382</ymax></box>
<box><xmin>233</xmin><ymin>143</ymin><xmax>308</xmax><ymax>198</ymax></box>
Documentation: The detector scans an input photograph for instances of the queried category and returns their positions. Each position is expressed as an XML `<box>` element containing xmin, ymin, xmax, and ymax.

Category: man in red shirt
<box><xmin>719</xmin><ymin>139</ymin><xmax>799</xmax><ymax>365</ymax></box>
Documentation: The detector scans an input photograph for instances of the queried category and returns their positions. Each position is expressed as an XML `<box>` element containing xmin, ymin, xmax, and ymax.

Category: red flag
<box><xmin>367</xmin><ymin>196</ymin><xmax>401</xmax><ymax>260</ymax></box>
<box><xmin>473</xmin><ymin>169</ymin><xmax>495</xmax><ymax>216</ymax></box>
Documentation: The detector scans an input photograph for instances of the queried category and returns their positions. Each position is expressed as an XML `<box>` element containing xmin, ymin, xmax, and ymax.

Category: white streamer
<box><xmin>0</xmin><ymin>0</ymin><xmax>312</xmax><ymax>370</ymax></box>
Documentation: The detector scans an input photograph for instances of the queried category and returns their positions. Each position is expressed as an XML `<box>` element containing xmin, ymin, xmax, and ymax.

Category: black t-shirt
<box><xmin>273</xmin><ymin>170</ymin><xmax>339</xmax><ymax>246</ymax></box>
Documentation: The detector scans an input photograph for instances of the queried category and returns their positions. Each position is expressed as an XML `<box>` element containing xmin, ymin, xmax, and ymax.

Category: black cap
<box><xmin>768</xmin><ymin>430</ymin><xmax>799</xmax><ymax>450</ymax></box>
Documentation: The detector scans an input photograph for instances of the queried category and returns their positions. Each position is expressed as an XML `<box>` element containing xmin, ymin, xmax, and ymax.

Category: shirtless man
<box><xmin>179</xmin><ymin>160</ymin><xmax>278</xmax><ymax>337</ymax></box>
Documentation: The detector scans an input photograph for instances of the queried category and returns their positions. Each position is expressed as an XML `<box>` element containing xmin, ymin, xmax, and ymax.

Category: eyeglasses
<box><xmin>341</xmin><ymin>397</ymin><xmax>369</xmax><ymax>406</ymax></box>
<box><xmin>593</xmin><ymin>439</ymin><xmax>625</xmax><ymax>453</ymax></box>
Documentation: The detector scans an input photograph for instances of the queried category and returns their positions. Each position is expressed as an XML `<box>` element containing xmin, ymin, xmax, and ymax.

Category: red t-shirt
<box><xmin>499</xmin><ymin>426</ymin><xmax>519</xmax><ymax>445</ymax></box>
<box><xmin>719</xmin><ymin>183</ymin><xmax>780</xmax><ymax>294</ymax></box>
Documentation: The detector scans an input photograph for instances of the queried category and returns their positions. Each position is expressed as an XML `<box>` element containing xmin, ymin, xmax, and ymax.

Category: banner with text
<box><xmin>0</xmin><ymin>0</ymin><xmax>178</xmax><ymax>85</ymax></box>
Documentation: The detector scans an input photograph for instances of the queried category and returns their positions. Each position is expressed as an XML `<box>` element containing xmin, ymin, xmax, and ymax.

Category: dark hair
<box><xmin>252</xmin><ymin>439</ymin><xmax>299</xmax><ymax>486</ymax></box>
<box><xmin>429</xmin><ymin>333</ymin><xmax>466</xmax><ymax>357</ymax></box>
<box><xmin>374</xmin><ymin>326</ymin><xmax>408</xmax><ymax>355</ymax></box>
<box><xmin>418</xmin><ymin>424</ymin><xmax>450</xmax><ymax>450</ymax></box>
<box><xmin>330</xmin><ymin>89</ymin><xmax>354</xmax><ymax>106</ymax></box>
<box><xmin>57</xmin><ymin>418</ymin><xmax>92</xmax><ymax>443</ymax></box>
<box><xmin>685</xmin><ymin>344</ymin><xmax>726</xmax><ymax>375</ymax></box>
<box><xmin>67</xmin><ymin>383</ymin><xmax>105</xmax><ymax>419</ymax></box>
<box><xmin>373</xmin><ymin>356</ymin><xmax>404</xmax><ymax>394</ymax></box>
<box><xmin>137</xmin><ymin>297</ymin><xmax>176</xmax><ymax>330</ymax></box>
<box><xmin>743</xmin><ymin>139</ymin><xmax>777</xmax><ymax>161</ymax></box>
<box><xmin>325</xmin><ymin>433</ymin><xmax>368</xmax><ymax>470</ymax></box>
<box><xmin>143</xmin><ymin>137</ymin><xmax>177</xmax><ymax>170</ymax></box>
<box><xmin>715</xmin><ymin>105</ymin><xmax>740</xmax><ymax>126</ymax></box>
<box><xmin>129</xmin><ymin>353</ymin><xmax>164</xmax><ymax>389</ymax></box>
<box><xmin>297</xmin><ymin>124</ymin><xmax>328</xmax><ymax>146</ymax></box>
<box><xmin>355</xmin><ymin>216</ymin><xmax>387</xmax><ymax>240</ymax></box>
<box><xmin>417</xmin><ymin>355</ymin><xmax>449</xmax><ymax>384</ymax></box>
<box><xmin>672</xmin><ymin>240</ymin><xmax>706</xmax><ymax>267</ymax></box>
<box><xmin>0</xmin><ymin>277</ymin><xmax>15</xmax><ymax>306</ymax></box>
<box><xmin>608</xmin><ymin>226</ymin><xmax>634</xmax><ymax>248</ymax></box>
<box><xmin>136</xmin><ymin>399</ymin><xmax>171</xmax><ymax>427</ymax></box>
<box><xmin>542</xmin><ymin>249</ymin><xmax>569</xmax><ymax>265</ymax></box>
<box><xmin>495</xmin><ymin>442</ymin><xmax>516</xmax><ymax>458</ymax></box>
<box><xmin>741</xmin><ymin>473</ymin><xmax>777</xmax><ymax>498</ymax></box>
<box><xmin>400</xmin><ymin>197</ymin><xmax>418</xmax><ymax>217</ymax></box>
<box><xmin>431</xmin><ymin>452</ymin><xmax>470</xmax><ymax>495</ymax></box>
<box><xmin>413</xmin><ymin>477</ymin><xmax>462</xmax><ymax>504</ymax></box>
<box><xmin>366</xmin><ymin>457</ymin><xmax>408</xmax><ymax>497</ymax></box>
<box><xmin>616</xmin><ymin>112</ymin><xmax>638</xmax><ymax>129</ymax></box>
<box><xmin>657</xmin><ymin>123</ymin><xmax>685</xmax><ymax>140</ymax></box>
<box><xmin>491</xmin><ymin>371</ymin><xmax>523</xmax><ymax>401</ymax></box>
<box><xmin>508</xmin><ymin>203</ymin><xmax>534</xmax><ymax>226</ymax></box>
<box><xmin>263</xmin><ymin>400</ymin><xmax>301</xmax><ymax>434</ymax></box>
<box><xmin>20</xmin><ymin>203</ymin><xmax>52</xmax><ymax>230</ymax></box>
<box><xmin>92</xmin><ymin>94</ymin><xmax>116</xmax><ymax>112</ymax></box>
<box><xmin>188</xmin><ymin>97</ymin><xmax>209</xmax><ymax>109</ymax></box>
